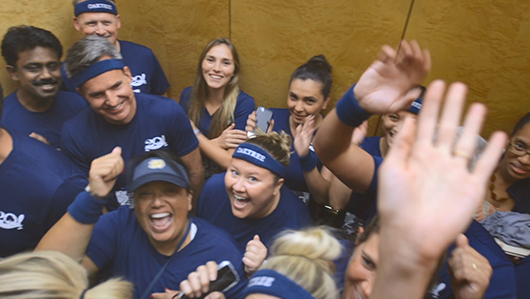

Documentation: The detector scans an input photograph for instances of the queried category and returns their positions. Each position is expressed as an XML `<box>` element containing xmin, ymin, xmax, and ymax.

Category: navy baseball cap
<box><xmin>128</xmin><ymin>157</ymin><xmax>190</xmax><ymax>191</ymax></box>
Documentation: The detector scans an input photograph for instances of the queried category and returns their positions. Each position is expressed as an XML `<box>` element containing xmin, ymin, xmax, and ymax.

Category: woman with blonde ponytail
<box><xmin>243</xmin><ymin>227</ymin><xmax>341</xmax><ymax>299</ymax></box>
<box><xmin>0</xmin><ymin>251</ymin><xmax>132</xmax><ymax>299</ymax></box>
<box><xmin>179</xmin><ymin>37</ymin><xmax>255</xmax><ymax>178</ymax></box>
<box><xmin>196</xmin><ymin>132</ymin><xmax>312</xmax><ymax>275</ymax></box>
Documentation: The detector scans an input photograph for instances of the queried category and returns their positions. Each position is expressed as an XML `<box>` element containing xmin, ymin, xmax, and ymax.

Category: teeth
<box><xmin>234</xmin><ymin>194</ymin><xmax>247</xmax><ymax>201</ymax></box>
<box><xmin>151</xmin><ymin>212</ymin><xmax>170</xmax><ymax>219</ymax></box>
<box><xmin>210</xmin><ymin>75</ymin><xmax>222</xmax><ymax>79</ymax></box>
<box><xmin>108</xmin><ymin>102</ymin><xmax>124</xmax><ymax>111</ymax></box>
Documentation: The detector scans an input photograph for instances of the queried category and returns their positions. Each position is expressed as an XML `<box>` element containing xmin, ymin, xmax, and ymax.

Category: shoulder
<box><xmin>4</xmin><ymin>91</ymin><xmax>17</xmax><ymax>103</ymax></box>
<box><xmin>203</xmin><ymin>173</ymin><xmax>226</xmax><ymax>190</ymax></box>
<box><xmin>119</xmin><ymin>40</ymin><xmax>154</xmax><ymax>55</ymax></box>
<box><xmin>237</xmin><ymin>90</ymin><xmax>255</xmax><ymax>103</ymax></box>
<box><xmin>62</xmin><ymin>108</ymin><xmax>94</xmax><ymax>134</ymax></box>
<box><xmin>10</xmin><ymin>131</ymin><xmax>81</xmax><ymax>178</ymax></box>
<box><xmin>179</xmin><ymin>86</ymin><xmax>193</xmax><ymax>108</ymax></box>
<box><xmin>137</xmin><ymin>93</ymin><xmax>183</xmax><ymax>113</ymax></box>
<box><xmin>278</xmin><ymin>186</ymin><xmax>311</xmax><ymax>219</ymax></box>
<box><xmin>192</xmin><ymin>217</ymin><xmax>240</xmax><ymax>249</ymax></box>
<box><xmin>1</xmin><ymin>92</ymin><xmax>20</xmax><ymax>115</ymax></box>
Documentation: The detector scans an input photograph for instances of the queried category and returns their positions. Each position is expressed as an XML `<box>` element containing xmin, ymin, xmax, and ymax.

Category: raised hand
<box><xmin>294</xmin><ymin>115</ymin><xmax>316</xmax><ymax>157</ymax></box>
<box><xmin>378</xmin><ymin>80</ymin><xmax>506</xmax><ymax>262</ymax></box>
<box><xmin>449</xmin><ymin>235</ymin><xmax>492</xmax><ymax>299</ymax></box>
<box><xmin>243</xmin><ymin>235</ymin><xmax>267</xmax><ymax>275</ymax></box>
<box><xmin>88</xmin><ymin>147</ymin><xmax>124</xmax><ymax>198</ymax></box>
<box><xmin>177</xmin><ymin>261</ymin><xmax>225</xmax><ymax>299</ymax></box>
<box><xmin>355</xmin><ymin>40</ymin><xmax>431</xmax><ymax>115</ymax></box>
<box><xmin>216</xmin><ymin>123</ymin><xmax>248</xmax><ymax>149</ymax></box>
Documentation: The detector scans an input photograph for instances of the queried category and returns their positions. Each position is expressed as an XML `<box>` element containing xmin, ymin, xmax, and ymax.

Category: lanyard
<box><xmin>140</xmin><ymin>220</ymin><xmax>193</xmax><ymax>299</ymax></box>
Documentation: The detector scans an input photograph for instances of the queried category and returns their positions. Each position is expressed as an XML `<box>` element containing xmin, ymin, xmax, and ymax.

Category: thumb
<box><xmin>112</xmin><ymin>146</ymin><xmax>122</xmax><ymax>156</ymax></box>
<box><xmin>227</xmin><ymin>123</ymin><xmax>236</xmax><ymax>130</ymax></box>
<box><xmin>456</xmin><ymin>234</ymin><xmax>469</xmax><ymax>248</ymax></box>
<box><xmin>254</xmin><ymin>235</ymin><xmax>260</xmax><ymax>241</ymax></box>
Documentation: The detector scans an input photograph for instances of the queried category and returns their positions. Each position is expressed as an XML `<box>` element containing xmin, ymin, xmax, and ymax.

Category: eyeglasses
<box><xmin>509</xmin><ymin>142</ymin><xmax>530</xmax><ymax>157</ymax></box>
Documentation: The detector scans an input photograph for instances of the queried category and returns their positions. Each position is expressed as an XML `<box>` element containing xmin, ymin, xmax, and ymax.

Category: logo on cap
<box><xmin>248</xmin><ymin>276</ymin><xmax>275</xmax><ymax>288</ymax></box>
<box><xmin>411</xmin><ymin>101</ymin><xmax>422</xmax><ymax>110</ymax></box>
<box><xmin>148</xmin><ymin>159</ymin><xmax>166</xmax><ymax>170</ymax></box>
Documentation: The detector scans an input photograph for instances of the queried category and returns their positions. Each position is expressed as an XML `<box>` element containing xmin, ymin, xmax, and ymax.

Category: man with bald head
<box><xmin>62</xmin><ymin>0</ymin><xmax>170</xmax><ymax>96</ymax></box>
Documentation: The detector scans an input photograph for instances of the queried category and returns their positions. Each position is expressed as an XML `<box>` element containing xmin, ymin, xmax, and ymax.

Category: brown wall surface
<box><xmin>0</xmin><ymin>0</ymin><xmax>528</xmax><ymax>138</ymax></box>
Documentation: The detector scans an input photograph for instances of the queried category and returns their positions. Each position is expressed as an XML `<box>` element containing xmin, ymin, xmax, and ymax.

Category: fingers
<box><xmin>473</xmin><ymin>131</ymin><xmax>507</xmax><ymax>182</ymax></box>
<box><xmin>416</xmin><ymin>80</ymin><xmax>446</xmax><ymax>145</ymax></box>
<box><xmin>267</xmin><ymin>119</ymin><xmax>275</xmax><ymax>133</ymax></box>
<box><xmin>379</xmin><ymin>45</ymin><xmax>397</xmax><ymax>63</ymax></box>
<box><xmin>386</xmin><ymin>116</ymin><xmax>416</xmax><ymax>165</ymax></box>
<box><xmin>90</xmin><ymin>147</ymin><xmax>124</xmax><ymax>181</ymax></box>
<box><xmin>455</xmin><ymin>234</ymin><xmax>469</xmax><ymax>248</ymax></box>
<box><xmin>206</xmin><ymin>261</ymin><xmax>218</xmax><ymax>281</ymax></box>
<box><xmin>244</xmin><ymin>235</ymin><xmax>267</xmax><ymax>274</ymax></box>
<box><xmin>452</xmin><ymin>103</ymin><xmax>487</xmax><ymax>168</ymax></box>
<box><xmin>436</xmin><ymin>83</ymin><xmax>468</xmax><ymax>150</ymax></box>
<box><xmin>246</xmin><ymin>111</ymin><xmax>257</xmax><ymax>132</ymax></box>
<box><xmin>29</xmin><ymin>132</ymin><xmax>50</xmax><ymax>145</ymax></box>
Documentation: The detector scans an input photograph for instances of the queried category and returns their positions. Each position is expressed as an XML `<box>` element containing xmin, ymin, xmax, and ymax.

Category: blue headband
<box><xmin>232</xmin><ymin>143</ymin><xmax>287</xmax><ymax>177</ymax></box>
<box><xmin>71</xmin><ymin>59</ymin><xmax>124</xmax><ymax>88</ymax></box>
<box><xmin>75</xmin><ymin>0</ymin><xmax>118</xmax><ymax>16</ymax></box>
<box><xmin>243</xmin><ymin>269</ymin><xmax>315</xmax><ymax>299</ymax></box>
<box><xmin>407</xmin><ymin>98</ymin><xmax>423</xmax><ymax>115</ymax></box>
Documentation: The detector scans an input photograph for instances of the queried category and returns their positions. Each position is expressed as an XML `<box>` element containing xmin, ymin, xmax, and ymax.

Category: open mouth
<box><xmin>233</xmin><ymin>194</ymin><xmax>249</xmax><ymax>209</ymax></box>
<box><xmin>209</xmin><ymin>74</ymin><xmax>224</xmax><ymax>80</ymax></box>
<box><xmin>105</xmin><ymin>101</ymin><xmax>125</xmax><ymax>113</ymax></box>
<box><xmin>150</xmin><ymin>212</ymin><xmax>173</xmax><ymax>232</ymax></box>
<box><xmin>510</xmin><ymin>163</ymin><xmax>530</xmax><ymax>176</ymax></box>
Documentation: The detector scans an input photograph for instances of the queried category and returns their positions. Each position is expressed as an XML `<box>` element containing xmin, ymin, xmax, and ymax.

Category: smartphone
<box><xmin>255</xmin><ymin>106</ymin><xmax>274</xmax><ymax>133</ymax></box>
<box><xmin>177</xmin><ymin>261</ymin><xmax>240</xmax><ymax>299</ymax></box>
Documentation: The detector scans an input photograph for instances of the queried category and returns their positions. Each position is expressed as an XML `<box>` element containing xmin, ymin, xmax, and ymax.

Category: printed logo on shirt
<box><xmin>88</xmin><ymin>3</ymin><xmax>113</xmax><ymax>10</ymax></box>
<box><xmin>236</xmin><ymin>148</ymin><xmax>266</xmax><ymax>162</ymax></box>
<box><xmin>248</xmin><ymin>276</ymin><xmax>275</xmax><ymax>288</ymax></box>
<box><xmin>429</xmin><ymin>282</ymin><xmax>446</xmax><ymax>298</ymax></box>
<box><xmin>145</xmin><ymin>135</ymin><xmax>168</xmax><ymax>152</ymax></box>
<box><xmin>131</xmin><ymin>73</ymin><xmax>147</xmax><ymax>93</ymax></box>
<box><xmin>148</xmin><ymin>159</ymin><xmax>166</xmax><ymax>170</ymax></box>
<box><xmin>116</xmin><ymin>190</ymin><xmax>132</xmax><ymax>206</ymax></box>
<box><xmin>0</xmin><ymin>211</ymin><xmax>25</xmax><ymax>230</ymax></box>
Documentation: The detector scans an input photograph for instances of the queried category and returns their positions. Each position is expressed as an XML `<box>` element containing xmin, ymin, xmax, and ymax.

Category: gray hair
<box><xmin>72</xmin><ymin>0</ymin><xmax>116</xmax><ymax>7</ymax></box>
<box><xmin>65</xmin><ymin>35</ymin><xmax>122</xmax><ymax>78</ymax></box>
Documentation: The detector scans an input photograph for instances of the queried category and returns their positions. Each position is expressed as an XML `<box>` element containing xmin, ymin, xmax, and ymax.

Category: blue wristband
<box><xmin>335</xmin><ymin>84</ymin><xmax>372</xmax><ymax>128</ymax></box>
<box><xmin>299</xmin><ymin>151</ymin><xmax>317</xmax><ymax>172</ymax></box>
<box><xmin>67</xmin><ymin>191</ymin><xmax>106</xmax><ymax>224</ymax></box>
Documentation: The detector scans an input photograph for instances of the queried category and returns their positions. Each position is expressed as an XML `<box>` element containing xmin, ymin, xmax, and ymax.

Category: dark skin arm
<box><xmin>180</xmin><ymin>147</ymin><xmax>204</xmax><ymax>210</ymax></box>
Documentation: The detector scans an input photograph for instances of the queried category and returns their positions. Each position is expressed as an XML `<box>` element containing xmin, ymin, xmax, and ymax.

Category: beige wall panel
<box><xmin>231</xmin><ymin>0</ymin><xmax>412</xmax><ymax>135</ymax></box>
<box><xmin>405</xmin><ymin>0</ymin><xmax>530</xmax><ymax>137</ymax></box>
<box><xmin>117</xmin><ymin>0</ymin><xmax>229</xmax><ymax>99</ymax></box>
<box><xmin>0</xmin><ymin>0</ymin><xmax>229</xmax><ymax>100</ymax></box>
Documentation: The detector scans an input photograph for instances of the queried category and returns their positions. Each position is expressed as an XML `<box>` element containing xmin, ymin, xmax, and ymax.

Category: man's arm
<box><xmin>180</xmin><ymin>147</ymin><xmax>204</xmax><ymax>209</ymax></box>
<box><xmin>36</xmin><ymin>147</ymin><xmax>124</xmax><ymax>277</ymax></box>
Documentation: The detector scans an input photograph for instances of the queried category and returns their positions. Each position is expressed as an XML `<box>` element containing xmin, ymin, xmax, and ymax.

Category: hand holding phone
<box><xmin>175</xmin><ymin>261</ymin><xmax>240</xmax><ymax>299</ymax></box>
<box><xmin>255</xmin><ymin>107</ymin><xmax>274</xmax><ymax>133</ymax></box>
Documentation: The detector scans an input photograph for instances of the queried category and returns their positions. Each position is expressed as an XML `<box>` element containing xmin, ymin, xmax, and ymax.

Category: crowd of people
<box><xmin>0</xmin><ymin>0</ymin><xmax>528</xmax><ymax>299</ymax></box>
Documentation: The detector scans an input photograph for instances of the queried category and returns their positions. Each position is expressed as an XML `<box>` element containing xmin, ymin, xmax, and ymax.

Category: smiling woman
<box><xmin>196</xmin><ymin>132</ymin><xmax>312</xmax><ymax>274</ymax></box>
<box><xmin>179</xmin><ymin>37</ymin><xmax>256</xmax><ymax>178</ymax></box>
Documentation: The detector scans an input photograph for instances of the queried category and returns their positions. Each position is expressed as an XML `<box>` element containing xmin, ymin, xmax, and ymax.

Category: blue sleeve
<box><xmin>167</xmin><ymin>102</ymin><xmax>199</xmax><ymax>157</ymax></box>
<box><xmin>85</xmin><ymin>211</ymin><xmax>120</xmax><ymax>270</ymax></box>
<box><xmin>45</xmin><ymin>174</ymin><xmax>87</xmax><ymax>230</ymax></box>
<box><xmin>516</xmin><ymin>256</ymin><xmax>530</xmax><ymax>299</ymax></box>
<box><xmin>148</xmin><ymin>51</ymin><xmax>170</xmax><ymax>95</ymax></box>
<box><xmin>233</xmin><ymin>92</ymin><xmax>255</xmax><ymax>131</ymax></box>
<box><xmin>59</xmin><ymin>125</ymin><xmax>90</xmax><ymax>175</ymax></box>
<box><xmin>178</xmin><ymin>87</ymin><xmax>192</xmax><ymax>112</ymax></box>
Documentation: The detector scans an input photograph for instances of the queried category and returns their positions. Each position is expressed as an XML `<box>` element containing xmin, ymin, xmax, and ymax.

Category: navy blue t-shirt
<box><xmin>0</xmin><ymin>131</ymin><xmax>86</xmax><ymax>257</ymax></box>
<box><xmin>62</xmin><ymin>40</ymin><xmax>169</xmax><ymax>95</ymax></box>
<box><xmin>60</xmin><ymin>93</ymin><xmax>198</xmax><ymax>206</ymax></box>
<box><xmin>86</xmin><ymin>209</ymin><xmax>247</xmax><ymax>299</ymax></box>
<box><xmin>179</xmin><ymin>87</ymin><xmax>255</xmax><ymax>137</ymax></box>
<box><xmin>269</xmin><ymin>108</ymin><xmax>323</xmax><ymax>194</ymax></box>
<box><xmin>436</xmin><ymin>220</ymin><xmax>517</xmax><ymax>299</ymax></box>
<box><xmin>197</xmin><ymin>173</ymin><xmax>313</xmax><ymax>249</ymax></box>
<box><xmin>1</xmin><ymin>91</ymin><xmax>88</xmax><ymax>149</ymax></box>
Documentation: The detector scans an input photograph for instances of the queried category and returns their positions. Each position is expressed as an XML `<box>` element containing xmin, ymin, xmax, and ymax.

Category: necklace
<box><xmin>489</xmin><ymin>174</ymin><xmax>511</xmax><ymax>202</ymax></box>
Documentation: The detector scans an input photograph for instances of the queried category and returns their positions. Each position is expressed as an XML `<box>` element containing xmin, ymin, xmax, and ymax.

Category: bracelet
<box><xmin>193</xmin><ymin>128</ymin><xmax>202</xmax><ymax>137</ymax></box>
<box><xmin>299</xmin><ymin>151</ymin><xmax>317</xmax><ymax>172</ymax></box>
<box><xmin>67</xmin><ymin>191</ymin><xmax>106</xmax><ymax>224</ymax></box>
<box><xmin>335</xmin><ymin>84</ymin><xmax>372</xmax><ymax>128</ymax></box>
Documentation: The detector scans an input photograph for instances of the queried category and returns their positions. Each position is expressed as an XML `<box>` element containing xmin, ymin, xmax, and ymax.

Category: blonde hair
<box><xmin>260</xmin><ymin>227</ymin><xmax>342</xmax><ymax>299</ymax></box>
<box><xmin>188</xmin><ymin>37</ymin><xmax>241</xmax><ymax>138</ymax></box>
<box><xmin>0</xmin><ymin>251</ymin><xmax>133</xmax><ymax>299</ymax></box>
<box><xmin>246</xmin><ymin>131</ymin><xmax>292</xmax><ymax>168</ymax></box>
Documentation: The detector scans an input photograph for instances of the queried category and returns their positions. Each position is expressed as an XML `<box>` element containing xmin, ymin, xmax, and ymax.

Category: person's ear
<box><xmin>123</xmin><ymin>66</ymin><xmax>132</xmax><ymax>82</ymax></box>
<box><xmin>73</xmin><ymin>17</ymin><xmax>81</xmax><ymax>32</ymax></box>
<box><xmin>355</xmin><ymin>227</ymin><xmax>365</xmax><ymax>245</ymax></box>
<box><xmin>321</xmin><ymin>95</ymin><xmax>331</xmax><ymax>110</ymax></box>
<box><xmin>187</xmin><ymin>190</ymin><xmax>193</xmax><ymax>212</ymax></box>
<box><xmin>116</xmin><ymin>14</ymin><xmax>122</xmax><ymax>30</ymax></box>
<box><xmin>6</xmin><ymin>65</ymin><xmax>19</xmax><ymax>81</ymax></box>
<box><xmin>273</xmin><ymin>178</ymin><xmax>284</xmax><ymax>195</ymax></box>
